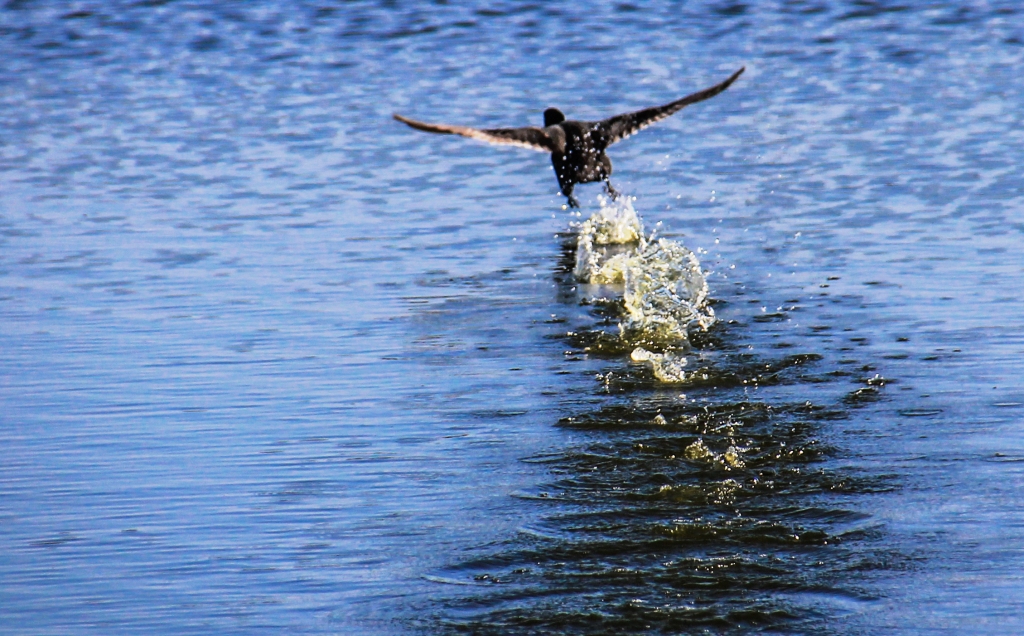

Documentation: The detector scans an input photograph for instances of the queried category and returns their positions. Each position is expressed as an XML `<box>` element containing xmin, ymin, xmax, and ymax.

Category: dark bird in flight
<box><xmin>394</xmin><ymin>67</ymin><xmax>744</xmax><ymax>207</ymax></box>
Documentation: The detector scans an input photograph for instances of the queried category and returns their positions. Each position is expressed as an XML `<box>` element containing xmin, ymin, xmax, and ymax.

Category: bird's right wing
<box><xmin>595</xmin><ymin>67</ymin><xmax>745</xmax><ymax>148</ymax></box>
<box><xmin>393</xmin><ymin>114</ymin><xmax>554</xmax><ymax>152</ymax></box>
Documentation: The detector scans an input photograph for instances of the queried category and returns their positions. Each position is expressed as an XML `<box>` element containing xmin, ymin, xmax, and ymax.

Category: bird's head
<box><xmin>543</xmin><ymin>108</ymin><xmax>565</xmax><ymax>127</ymax></box>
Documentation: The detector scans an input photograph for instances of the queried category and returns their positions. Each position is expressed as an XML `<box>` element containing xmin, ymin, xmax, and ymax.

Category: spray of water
<box><xmin>574</xmin><ymin>197</ymin><xmax>715</xmax><ymax>382</ymax></box>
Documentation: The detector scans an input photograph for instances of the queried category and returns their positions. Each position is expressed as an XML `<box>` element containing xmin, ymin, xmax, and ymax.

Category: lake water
<box><xmin>2</xmin><ymin>1</ymin><xmax>1023</xmax><ymax>634</ymax></box>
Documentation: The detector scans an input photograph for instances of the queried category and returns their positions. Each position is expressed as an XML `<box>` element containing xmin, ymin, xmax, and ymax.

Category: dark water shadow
<box><xmin>421</xmin><ymin>237</ymin><xmax>906</xmax><ymax>634</ymax></box>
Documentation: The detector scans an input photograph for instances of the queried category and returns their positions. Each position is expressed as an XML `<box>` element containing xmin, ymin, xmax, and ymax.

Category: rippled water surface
<box><xmin>2</xmin><ymin>1</ymin><xmax>1024</xmax><ymax>634</ymax></box>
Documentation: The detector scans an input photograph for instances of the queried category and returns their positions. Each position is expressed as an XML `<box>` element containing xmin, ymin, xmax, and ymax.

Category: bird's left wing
<box><xmin>594</xmin><ymin>67</ymin><xmax>745</xmax><ymax>149</ymax></box>
<box><xmin>393</xmin><ymin>114</ymin><xmax>554</xmax><ymax>152</ymax></box>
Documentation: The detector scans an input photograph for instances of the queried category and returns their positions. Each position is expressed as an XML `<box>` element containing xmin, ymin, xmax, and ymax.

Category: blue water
<box><xmin>2</xmin><ymin>1</ymin><xmax>1023</xmax><ymax>633</ymax></box>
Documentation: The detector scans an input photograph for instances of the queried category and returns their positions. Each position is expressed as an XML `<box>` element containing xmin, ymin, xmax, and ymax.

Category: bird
<box><xmin>394</xmin><ymin>67</ymin><xmax>744</xmax><ymax>208</ymax></box>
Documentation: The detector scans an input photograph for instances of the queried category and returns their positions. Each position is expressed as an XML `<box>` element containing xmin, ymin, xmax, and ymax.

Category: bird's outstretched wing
<box><xmin>393</xmin><ymin>114</ymin><xmax>554</xmax><ymax>152</ymax></box>
<box><xmin>595</xmin><ymin>67</ymin><xmax>745</xmax><ymax>148</ymax></box>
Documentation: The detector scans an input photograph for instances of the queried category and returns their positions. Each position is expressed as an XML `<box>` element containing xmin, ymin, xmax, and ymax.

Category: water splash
<box><xmin>572</xmin><ymin>196</ymin><xmax>644</xmax><ymax>283</ymax></box>
<box><xmin>620</xmin><ymin>237</ymin><xmax>714</xmax><ymax>345</ymax></box>
<box><xmin>629</xmin><ymin>346</ymin><xmax>690</xmax><ymax>383</ymax></box>
<box><xmin>573</xmin><ymin>197</ymin><xmax>715</xmax><ymax>381</ymax></box>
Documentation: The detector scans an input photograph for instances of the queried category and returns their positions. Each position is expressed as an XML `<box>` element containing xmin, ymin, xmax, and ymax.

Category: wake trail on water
<box><xmin>572</xmin><ymin>196</ymin><xmax>715</xmax><ymax>383</ymax></box>
<box><xmin>429</xmin><ymin>197</ymin><xmax>897</xmax><ymax>634</ymax></box>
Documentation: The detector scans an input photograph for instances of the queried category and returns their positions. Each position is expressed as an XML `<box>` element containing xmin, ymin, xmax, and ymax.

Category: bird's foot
<box><xmin>567</xmin><ymin>195</ymin><xmax>581</xmax><ymax>208</ymax></box>
<box><xmin>605</xmin><ymin>182</ymin><xmax>620</xmax><ymax>200</ymax></box>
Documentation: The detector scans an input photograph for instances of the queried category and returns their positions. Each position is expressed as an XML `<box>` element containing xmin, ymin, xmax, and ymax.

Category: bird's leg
<box><xmin>604</xmin><ymin>180</ymin><xmax>620</xmax><ymax>200</ymax></box>
<box><xmin>562</xmin><ymin>183</ymin><xmax>580</xmax><ymax>208</ymax></box>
